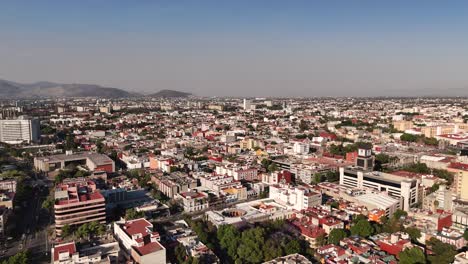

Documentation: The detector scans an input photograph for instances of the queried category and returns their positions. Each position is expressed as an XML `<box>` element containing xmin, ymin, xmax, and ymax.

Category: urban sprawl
<box><xmin>0</xmin><ymin>97</ymin><xmax>467</xmax><ymax>264</ymax></box>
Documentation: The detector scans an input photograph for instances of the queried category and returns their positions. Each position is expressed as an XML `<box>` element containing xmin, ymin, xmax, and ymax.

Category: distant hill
<box><xmin>149</xmin><ymin>89</ymin><xmax>192</xmax><ymax>98</ymax></box>
<box><xmin>0</xmin><ymin>79</ymin><xmax>137</xmax><ymax>98</ymax></box>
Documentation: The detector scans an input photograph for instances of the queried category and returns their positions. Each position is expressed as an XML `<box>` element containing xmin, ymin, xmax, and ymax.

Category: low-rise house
<box><xmin>113</xmin><ymin>218</ymin><xmax>166</xmax><ymax>264</ymax></box>
<box><xmin>176</xmin><ymin>191</ymin><xmax>209</xmax><ymax>212</ymax></box>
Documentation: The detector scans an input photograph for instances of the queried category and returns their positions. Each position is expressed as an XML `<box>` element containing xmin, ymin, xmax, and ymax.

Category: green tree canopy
<box><xmin>328</xmin><ymin>228</ymin><xmax>348</xmax><ymax>245</ymax></box>
<box><xmin>405</xmin><ymin>227</ymin><xmax>422</xmax><ymax>242</ymax></box>
<box><xmin>1</xmin><ymin>251</ymin><xmax>30</xmax><ymax>264</ymax></box>
<box><xmin>427</xmin><ymin>238</ymin><xmax>457</xmax><ymax>264</ymax></box>
<box><xmin>350</xmin><ymin>219</ymin><xmax>374</xmax><ymax>237</ymax></box>
<box><xmin>398</xmin><ymin>247</ymin><xmax>426</xmax><ymax>264</ymax></box>
<box><xmin>237</xmin><ymin>227</ymin><xmax>266</xmax><ymax>263</ymax></box>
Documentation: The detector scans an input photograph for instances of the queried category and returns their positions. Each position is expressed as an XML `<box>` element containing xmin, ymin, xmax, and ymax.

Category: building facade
<box><xmin>54</xmin><ymin>179</ymin><xmax>106</xmax><ymax>236</ymax></box>
<box><xmin>0</xmin><ymin>117</ymin><xmax>40</xmax><ymax>144</ymax></box>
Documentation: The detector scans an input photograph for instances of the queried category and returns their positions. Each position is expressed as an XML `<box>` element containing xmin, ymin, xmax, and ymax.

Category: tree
<box><xmin>352</xmin><ymin>214</ymin><xmax>367</xmax><ymax>224</ymax></box>
<box><xmin>284</xmin><ymin>239</ymin><xmax>301</xmax><ymax>255</ymax></box>
<box><xmin>217</xmin><ymin>225</ymin><xmax>241</xmax><ymax>260</ymax></box>
<box><xmin>427</xmin><ymin>238</ymin><xmax>457</xmax><ymax>264</ymax></box>
<box><xmin>350</xmin><ymin>219</ymin><xmax>374</xmax><ymax>237</ymax></box>
<box><xmin>237</xmin><ymin>227</ymin><xmax>265</xmax><ymax>263</ymax></box>
<box><xmin>328</xmin><ymin>229</ymin><xmax>348</xmax><ymax>245</ymax></box>
<box><xmin>41</xmin><ymin>195</ymin><xmax>55</xmax><ymax>210</ymax></box>
<box><xmin>393</xmin><ymin>209</ymin><xmax>408</xmax><ymax>220</ymax></box>
<box><xmin>463</xmin><ymin>229</ymin><xmax>468</xmax><ymax>241</ymax></box>
<box><xmin>125</xmin><ymin>208</ymin><xmax>145</xmax><ymax>220</ymax></box>
<box><xmin>263</xmin><ymin>239</ymin><xmax>284</xmax><ymax>261</ymax></box>
<box><xmin>405</xmin><ymin>227</ymin><xmax>422</xmax><ymax>242</ymax></box>
<box><xmin>398</xmin><ymin>247</ymin><xmax>426</xmax><ymax>264</ymax></box>
<box><xmin>267</xmin><ymin>163</ymin><xmax>278</xmax><ymax>173</ymax></box>
<box><xmin>315</xmin><ymin>234</ymin><xmax>327</xmax><ymax>247</ymax></box>
<box><xmin>0</xmin><ymin>251</ymin><xmax>30</xmax><ymax>264</ymax></box>
<box><xmin>61</xmin><ymin>224</ymin><xmax>72</xmax><ymax>237</ymax></box>
<box><xmin>175</xmin><ymin>243</ymin><xmax>188</xmax><ymax>264</ymax></box>
<box><xmin>400</xmin><ymin>133</ymin><xmax>418</xmax><ymax>142</ymax></box>
<box><xmin>299</xmin><ymin>120</ymin><xmax>309</xmax><ymax>131</ymax></box>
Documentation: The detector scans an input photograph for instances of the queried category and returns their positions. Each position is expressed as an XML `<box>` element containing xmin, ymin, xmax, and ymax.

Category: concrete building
<box><xmin>54</xmin><ymin>179</ymin><xmax>106</xmax><ymax>236</ymax></box>
<box><xmin>215</xmin><ymin>164</ymin><xmax>259</xmax><ymax>181</ymax></box>
<box><xmin>0</xmin><ymin>179</ymin><xmax>17</xmax><ymax>193</ymax></box>
<box><xmin>355</xmin><ymin>192</ymin><xmax>400</xmax><ymax>217</ymax></box>
<box><xmin>448</xmin><ymin>162</ymin><xmax>468</xmax><ymax>201</ymax></box>
<box><xmin>0</xmin><ymin>117</ymin><xmax>40</xmax><ymax>144</ymax></box>
<box><xmin>293</xmin><ymin>141</ymin><xmax>310</xmax><ymax>155</ymax></box>
<box><xmin>113</xmin><ymin>218</ymin><xmax>166</xmax><ymax>264</ymax></box>
<box><xmin>243</xmin><ymin>99</ymin><xmax>252</xmax><ymax>111</ymax></box>
<box><xmin>269</xmin><ymin>184</ymin><xmax>322</xmax><ymax>211</ymax></box>
<box><xmin>176</xmin><ymin>191</ymin><xmax>209</xmax><ymax>213</ymax></box>
<box><xmin>206</xmin><ymin>198</ymin><xmax>293</xmax><ymax>228</ymax></box>
<box><xmin>339</xmin><ymin>168</ymin><xmax>420</xmax><ymax>210</ymax></box>
<box><xmin>435</xmin><ymin>227</ymin><xmax>466</xmax><ymax>249</ymax></box>
<box><xmin>423</xmin><ymin>184</ymin><xmax>454</xmax><ymax>211</ymax></box>
<box><xmin>152</xmin><ymin>172</ymin><xmax>197</xmax><ymax>198</ymax></box>
<box><xmin>34</xmin><ymin>151</ymin><xmax>115</xmax><ymax>173</ymax></box>
<box><xmin>392</xmin><ymin>120</ymin><xmax>414</xmax><ymax>132</ymax></box>
<box><xmin>51</xmin><ymin>241</ymin><xmax>120</xmax><ymax>264</ymax></box>
<box><xmin>263</xmin><ymin>254</ymin><xmax>312</xmax><ymax>264</ymax></box>
<box><xmin>454</xmin><ymin>251</ymin><xmax>468</xmax><ymax>264</ymax></box>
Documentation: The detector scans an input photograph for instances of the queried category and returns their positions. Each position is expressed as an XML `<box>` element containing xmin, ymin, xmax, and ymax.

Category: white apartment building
<box><xmin>269</xmin><ymin>184</ymin><xmax>322</xmax><ymax>211</ymax></box>
<box><xmin>0</xmin><ymin>117</ymin><xmax>40</xmax><ymax>144</ymax></box>
<box><xmin>215</xmin><ymin>165</ymin><xmax>258</xmax><ymax>181</ymax></box>
<box><xmin>176</xmin><ymin>191</ymin><xmax>209</xmax><ymax>212</ymax></box>
<box><xmin>293</xmin><ymin>141</ymin><xmax>310</xmax><ymax>155</ymax></box>
<box><xmin>243</xmin><ymin>99</ymin><xmax>252</xmax><ymax>110</ymax></box>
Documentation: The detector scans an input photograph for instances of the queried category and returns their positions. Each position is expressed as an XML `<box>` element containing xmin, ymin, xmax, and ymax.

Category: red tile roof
<box><xmin>123</xmin><ymin>218</ymin><xmax>153</xmax><ymax>236</ymax></box>
<box><xmin>449</xmin><ymin>162</ymin><xmax>468</xmax><ymax>171</ymax></box>
<box><xmin>134</xmin><ymin>241</ymin><xmax>164</xmax><ymax>256</ymax></box>
<box><xmin>53</xmin><ymin>242</ymin><xmax>76</xmax><ymax>261</ymax></box>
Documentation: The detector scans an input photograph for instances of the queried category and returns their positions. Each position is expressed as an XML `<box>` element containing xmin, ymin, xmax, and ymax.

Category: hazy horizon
<box><xmin>2</xmin><ymin>1</ymin><xmax>468</xmax><ymax>97</ymax></box>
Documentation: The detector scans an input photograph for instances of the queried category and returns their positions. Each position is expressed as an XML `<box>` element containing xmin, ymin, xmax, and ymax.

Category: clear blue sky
<box><xmin>1</xmin><ymin>1</ymin><xmax>468</xmax><ymax>96</ymax></box>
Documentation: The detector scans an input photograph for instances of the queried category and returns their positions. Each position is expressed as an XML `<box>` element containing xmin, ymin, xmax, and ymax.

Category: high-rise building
<box><xmin>0</xmin><ymin>117</ymin><xmax>40</xmax><ymax>144</ymax></box>
<box><xmin>448</xmin><ymin>162</ymin><xmax>468</xmax><ymax>201</ymax></box>
<box><xmin>243</xmin><ymin>99</ymin><xmax>251</xmax><ymax>110</ymax></box>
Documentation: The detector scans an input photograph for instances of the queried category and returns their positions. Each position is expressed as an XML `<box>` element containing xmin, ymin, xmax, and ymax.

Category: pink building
<box><xmin>54</xmin><ymin>179</ymin><xmax>106</xmax><ymax>236</ymax></box>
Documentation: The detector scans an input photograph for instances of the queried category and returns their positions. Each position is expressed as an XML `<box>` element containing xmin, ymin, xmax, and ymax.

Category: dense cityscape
<box><xmin>3</xmin><ymin>1</ymin><xmax>468</xmax><ymax>263</ymax></box>
<box><xmin>0</xmin><ymin>96</ymin><xmax>466</xmax><ymax>263</ymax></box>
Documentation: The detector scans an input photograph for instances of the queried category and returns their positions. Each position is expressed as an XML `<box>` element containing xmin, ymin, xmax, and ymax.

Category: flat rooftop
<box><xmin>36</xmin><ymin>152</ymin><xmax>113</xmax><ymax>165</ymax></box>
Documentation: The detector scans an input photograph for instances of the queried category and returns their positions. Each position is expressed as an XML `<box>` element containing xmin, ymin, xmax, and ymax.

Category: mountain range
<box><xmin>0</xmin><ymin>79</ymin><xmax>192</xmax><ymax>99</ymax></box>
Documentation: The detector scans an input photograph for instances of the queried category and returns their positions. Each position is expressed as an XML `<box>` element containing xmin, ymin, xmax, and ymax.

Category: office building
<box><xmin>339</xmin><ymin>148</ymin><xmax>419</xmax><ymax>210</ymax></box>
<box><xmin>0</xmin><ymin>117</ymin><xmax>40</xmax><ymax>144</ymax></box>
<box><xmin>54</xmin><ymin>179</ymin><xmax>106</xmax><ymax>236</ymax></box>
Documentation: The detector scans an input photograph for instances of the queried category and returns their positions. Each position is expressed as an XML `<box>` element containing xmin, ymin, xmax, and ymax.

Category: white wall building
<box><xmin>269</xmin><ymin>184</ymin><xmax>322</xmax><ymax>211</ymax></box>
<box><xmin>293</xmin><ymin>141</ymin><xmax>310</xmax><ymax>155</ymax></box>
<box><xmin>0</xmin><ymin>117</ymin><xmax>40</xmax><ymax>144</ymax></box>
<box><xmin>113</xmin><ymin>218</ymin><xmax>166</xmax><ymax>264</ymax></box>
<box><xmin>339</xmin><ymin>167</ymin><xmax>420</xmax><ymax>210</ymax></box>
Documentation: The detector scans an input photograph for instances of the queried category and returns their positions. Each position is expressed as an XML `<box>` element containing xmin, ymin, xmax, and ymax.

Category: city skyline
<box><xmin>1</xmin><ymin>1</ymin><xmax>468</xmax><ymax>97</ymax></box>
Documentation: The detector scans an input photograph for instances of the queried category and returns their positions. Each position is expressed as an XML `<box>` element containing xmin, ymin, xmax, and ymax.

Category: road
<box><xmin>2</xmin><ymin>183</ymin><xmax>50</xmax><ymax>263</ymax></box>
